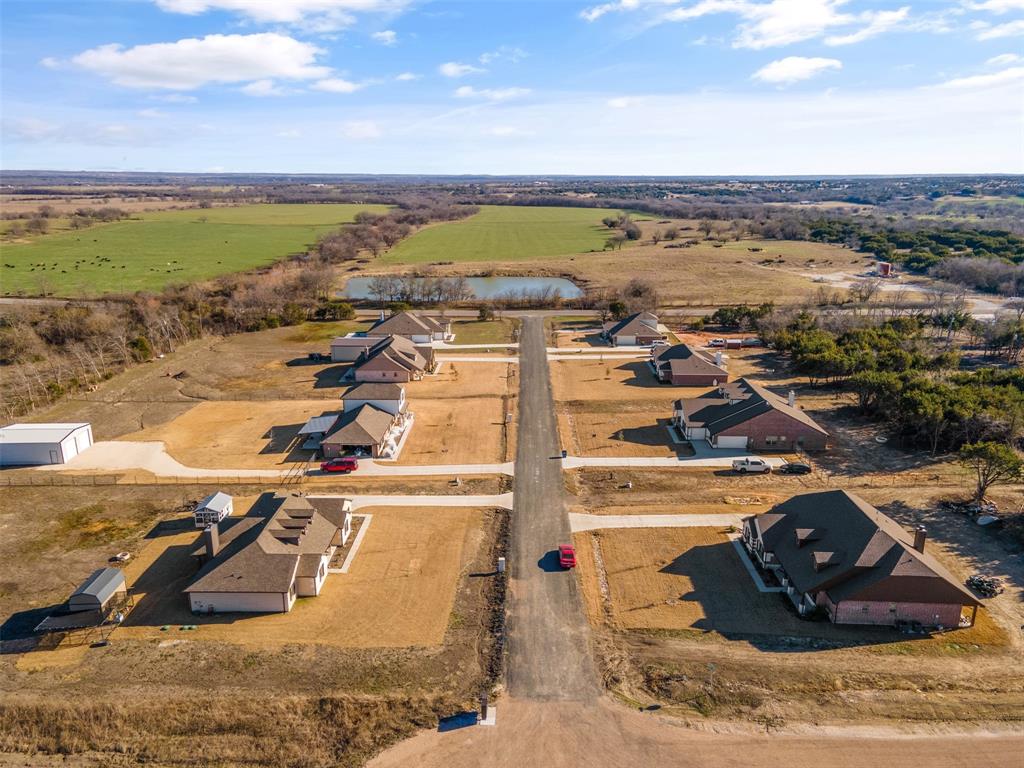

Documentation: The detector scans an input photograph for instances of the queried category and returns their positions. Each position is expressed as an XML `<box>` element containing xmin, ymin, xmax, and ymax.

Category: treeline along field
<box><xmin>380</xmin><ymin>204</ymin><xmax>622</xmax><ymax>264</ymax></box>
<box><xmin>0</xmin><ymin>203</ymin><xmax>389</xmax><ymax>296</ymax></box>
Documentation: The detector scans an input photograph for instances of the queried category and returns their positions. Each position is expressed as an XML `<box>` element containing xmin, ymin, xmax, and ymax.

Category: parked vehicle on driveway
<box><xmin>778</xmin><ymin>461</ymin><xmax>812</xmax><ymax>475</ymax></box>
<box><xmin>707</xmin><ymin>338</ymin><xmax>726</xmax><ymax>348</ymax></box>
<box><xmin>732</xmin><ymin>457</ymin><xmax>772</xmax><ymax>474</ymax></box>
<box><xmin>558</xmin><ymin>544</ymin><xmax>577</xmax><ymax>569</ymax></box>
<box><xmin>320</xmin><ymin>457</ymin><xmax>359</xmax><ymax>473</ymax></box>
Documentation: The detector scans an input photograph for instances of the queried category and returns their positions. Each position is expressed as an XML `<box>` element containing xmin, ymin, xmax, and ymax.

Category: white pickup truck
<box><xmin>732</xmin><ymin>457</ymin><xmax>772</xmax><ymax>474</ymax></box>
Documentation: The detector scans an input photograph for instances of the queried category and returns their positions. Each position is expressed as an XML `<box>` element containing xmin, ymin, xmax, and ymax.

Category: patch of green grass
<box><xmin>286</xmin><ymin>320</ymin><xmax>372</xmax><ymax>343</ymax></box>
<box><xmin>450</xmin><ymin>319</ymin><xmax>517</xmax><ymax>344</ymax></box>
<box><xmin>381</xmin><ymin>205</ymin><xmax>622</xmax><ymax>264</ymax></box>
<box><xmin>1</xmin><ymin>203</ymin><xmax>389</xmax><ymax>297</ymax></box>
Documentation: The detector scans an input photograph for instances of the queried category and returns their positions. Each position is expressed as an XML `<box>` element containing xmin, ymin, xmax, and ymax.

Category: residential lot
<box><xmin>396</xmin><ymin>397</ymin><xmax>511</xmax><ymax>465</ymax></box>
<box><xmin>119</xmin><ymin>504</ymin><xmax>487</xmax><ymax>648</ymax></box>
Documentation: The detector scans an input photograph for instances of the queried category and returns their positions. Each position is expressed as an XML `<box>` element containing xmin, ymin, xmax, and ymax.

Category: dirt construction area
<box><xmin>118</xmin><ymin>503</ymin><xmax>487</xmax><ymax>648</ymax></box>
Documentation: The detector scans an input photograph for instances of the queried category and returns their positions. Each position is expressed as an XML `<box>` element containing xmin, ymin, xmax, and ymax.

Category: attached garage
<box><xmin>712</xmin><ymin>435</ymin><xmax>749</xmax><ymax>449</ymax></box>
<box><xmin>0</xmin><ymin>422</ymin><xmax>93</xmax><ymax>466</ymax></box>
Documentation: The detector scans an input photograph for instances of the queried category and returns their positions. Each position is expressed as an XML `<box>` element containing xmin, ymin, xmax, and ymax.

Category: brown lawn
<box><xmin>398</xmin><ymin>397</ymin><xmax>509</xmax><ymax>465</ymax></box>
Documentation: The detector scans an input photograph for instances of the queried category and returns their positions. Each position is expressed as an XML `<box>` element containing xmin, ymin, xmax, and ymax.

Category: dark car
<box><xmin>320</xmin><ymin>457</ymin><xmax>359</xmax><ymax>473</ymax></box>
<box><xmin>778</xmin><ymin>461</ymin><xmax>812</xmax><ymax>475</ymax></box>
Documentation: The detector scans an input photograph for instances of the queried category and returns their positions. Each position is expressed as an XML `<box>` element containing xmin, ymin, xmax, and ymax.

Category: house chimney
<box><xmin>715</xmin><ymin>351</ymin><xmax>723</xmax><ymax>367</ymax></box>
<box><xmin>913</xmin><ymin>525</ymin><xmax>927</xmax><ymax>553</ymax></box>
<box><xmin>788</xmin><ymin>390</ymin><xmax>796</xmax><ymax>407</ymax></box>
<box><xmin>204</xmin><ymin>523</ymin><xmax>220</xmax><ymax>560</ymax></box>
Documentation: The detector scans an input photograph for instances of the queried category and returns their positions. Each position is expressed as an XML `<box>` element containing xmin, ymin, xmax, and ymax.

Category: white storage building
<box><xmin>193</xmin><ymin>491</ymin><xmax>234</xmax><ymax>528</ymax></box>
<box><xmin>0</xmin><ymin>423</ymin><xmax>94</xmax><ymax>466</ymax></box>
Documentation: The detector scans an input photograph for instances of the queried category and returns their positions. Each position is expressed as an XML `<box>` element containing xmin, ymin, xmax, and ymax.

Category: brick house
<box><xmin>652</xmin><ymin>343</ymin><xmax>729</xmax><ymax>386</ymax></box>
<box><xmin>369</xmin><ymin>311</ymin><xmax>453</xmax><ymax>343</ymax></box>
<box><xmin>673</xmin><ymin>378</ymin><xmax>829</xmax><ymax>451</ymax></box>
<box><xmin>353</xmin><ymin>335</ymin><xmax>435</xmax><ymax>383</ymax></box>
<box><xmin>601</xmin><ymin>312</ymin><xmax>666</xmax><ymax>346</ymax></box>
<box><xmin>742</xmin><ymin>490</ymin><xmax>981</xmax><ymax>629</ymax></box>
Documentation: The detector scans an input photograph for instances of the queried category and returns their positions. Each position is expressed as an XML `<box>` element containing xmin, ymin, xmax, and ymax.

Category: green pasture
<box><xmin>381</xmin><ymin>205</ymin><xmax>622</xmax><ymax>264</ymax></box>
<box><xmin>0</xmin><ymin>203</ymin><xmax>388</xmax><ymax>296</ymax></box>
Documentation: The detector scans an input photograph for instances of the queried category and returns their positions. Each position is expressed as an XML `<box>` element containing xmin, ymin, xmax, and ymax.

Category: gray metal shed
<box><xmin>68</xmin><ymin>568</ymin><xmax>127</xmax><ymax>613</ymax></box>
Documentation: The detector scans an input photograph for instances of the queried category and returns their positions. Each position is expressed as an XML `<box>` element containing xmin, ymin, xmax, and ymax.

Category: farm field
<box><xmin>380</xmin><ymin>204</ymin><xmax>621</xmax><ymax>264</ymax></box>
<box><xmin>1</xmin><ymin>203</ymin><xmax>389</xmax><ymax>296</ymax></box>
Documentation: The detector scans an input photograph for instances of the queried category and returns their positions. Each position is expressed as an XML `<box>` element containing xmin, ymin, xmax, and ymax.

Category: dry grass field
<box><xmin>558</xmin><ymin>411</ymin><xmax>683</xmax><ymax>458</ymax></box>
<box><xmin>397</xmin><ymin>397</ymin><xmax>510</xmax><ymax>465</ymax></box>
<box><xmin>125</xmin><ymin>400</ymin><xmax>331</xmax><ymax>468</ymax></box>
<box><xmin>118</xmin><ymin>504</ymin><xmax>484</xmax><ymax>648</ymax></box>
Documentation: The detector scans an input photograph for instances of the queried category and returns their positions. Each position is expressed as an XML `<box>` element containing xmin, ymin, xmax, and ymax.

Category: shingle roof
<box><xmin>603</xmin><ymin>312</ymin><xmax>661</xmax><ymax>339</ymax></box>
<box><xmin>358</xmin><ymin>335</ymin><xmax>429</xmax><ymax>374</ymax></box>
<box><xmin>298</xmin><ymin>415</ymin><xmax>341</xmax><ymax>436</ymax></box>
<box><xmin>341</xmin><ymin>382</ymin><xmax>405</xmax><ymax>401</ymax></box>
<box><xmin>185</xmin><ymin>494</ymin><xmax>345</xmax><ymax>595</ymax></box>
<box><xmin>654</xmin><ymin>343</ymin><xmax>727</xmax><ymax>378</ymax></box>
<box><xmin>678</xmin><ymin>378</ymin><xmax>828</xmax><ymax>437</ymax></box>
<box><xmin>321</xmin><ymin>404</ymin><xmax>395</xmax><ymax>446</ymax></box>
<box><xmin>370</xmin><ymin>311</ymin><xmax>446</xmax><ymax>337</ymax></box>
<box><xmin>748</xmin><ymin>490</ymin><xmax>979</xmax><ymax>607</ymax></box>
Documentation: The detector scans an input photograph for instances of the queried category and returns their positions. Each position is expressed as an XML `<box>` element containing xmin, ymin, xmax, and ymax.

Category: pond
<box><xmin>342</xmin><ymin>275</ymin><xmax>584</xmax><ymax>300</ymax></box>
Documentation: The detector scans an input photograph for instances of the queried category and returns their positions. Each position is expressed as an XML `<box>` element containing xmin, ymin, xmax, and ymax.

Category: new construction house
<box><xmin>673</xmin><ymin>378</ymin><xmax>830</xmax><ymax>451</ymax></box>
<box><xmin>602</xmin><ymin>311</ymin><xmax>666</xmax><ymax>347</ymax></box>
<box><xmin>652</xmin><ymin>343</ymin><xmax>729</xmax><ymax>386</ymax></box>
<box><xmin>369</xmin><ymin>310</ymin><xmax>454</xmax><ymax>343</ymax></box>
<box><xmin>742</xmin><ymin>490</ymin><xmax>981</xmax><ymax>629</ymax></box>
<box><xmin>185</xmin><ymin>494</ymin><xmax>353</xmax><ymax>614</ymax></box>
<box><xmin>353</xmin><ymin>335</ymin><xmax>435</xmax><ymax>383</ymax></box>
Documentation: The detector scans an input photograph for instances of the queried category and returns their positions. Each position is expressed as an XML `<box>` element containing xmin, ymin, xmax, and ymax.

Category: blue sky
<box><xmin>2</xmin><ymin>0</ymin><xmax>1023</xmax><ymax>174</ymax></box>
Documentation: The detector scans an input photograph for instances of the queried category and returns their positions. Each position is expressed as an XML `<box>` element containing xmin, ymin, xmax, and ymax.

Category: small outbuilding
<box><xmin>0</xmin><ymin>422</ymin><xmax>93</xmax><ymax>466</ymax></box>
<box><xmin>193</xmin><ymin>491</ymin><xmax>234</xmax><ymax>528</ymax></box>
<box><xmin>68</xmin><ymin>568</ymin><xmax>128</xmax><ymax>613</ymax></box>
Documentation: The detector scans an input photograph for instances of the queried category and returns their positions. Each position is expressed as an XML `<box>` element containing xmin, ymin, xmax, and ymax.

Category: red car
<box><xmin>558</xmin><ymin>544</ymin><xmax>577</xmax><ymax>569</ymax></box>
<box><xmin>320</xmin><ymin>457</ymin><xmax>359</xmax><ymax>473</ymax></box>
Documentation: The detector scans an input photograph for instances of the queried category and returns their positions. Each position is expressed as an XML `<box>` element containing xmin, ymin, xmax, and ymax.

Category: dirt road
<box><xmin>505</xmin><ymin>315</ymin><xmax>600</xmax><ymax>700</ymax></box>
<box><xmin>370</xmin><ymin>697</ymin><xmax>1021</xmax><ymax>768</ymax></box>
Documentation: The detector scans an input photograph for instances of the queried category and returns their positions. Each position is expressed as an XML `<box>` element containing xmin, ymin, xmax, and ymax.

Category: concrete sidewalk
<box><xmin>311</xmin><ymin>492</ymin><xmax>514</xmax><ymax>510</ymax></box>
<box><xmin>561</xmin><ymin>454</ymin><xmax>786</xmax><ymax>469</ymax></box>
<box><xmin>435</xmin><ymin>355</ymin><xmax>520</xmax><ymax>363</ymax></box>
<box><xmin>39</xmin><ymin>441</ymin><xmax>515</xmax><ymax>478</ymax></box>
<box><xmin>433</xmin><ymin>342</ymin><xmax>519</xmax><ymax>350</ymax></box>
<box><xmin>569</xmin><ymin>512</ymin><xmax>743</xmax><ymax>532</ymax></box>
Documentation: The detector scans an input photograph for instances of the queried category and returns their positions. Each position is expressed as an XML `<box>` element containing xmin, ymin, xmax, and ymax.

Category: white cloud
<box><xmin>277</xmin><ymin>129</ymin><xmax>302</xmax><ymax>138</ymax></box>
<box><xmin>825</xmin><ymin>6</ymin><xmax>910</xmax><ymax>45</ymax></box>
<box><xmin>488</xmin><ymin>125</ymin><xmax>533</xmax><ymax>136</ymax></box>
<box><xmin>439</xmin><ymin>61</ymin><xmax>486</xmax><ymax>77</ymax></box>
<box><xmin>341</xmin><ymin>120</ymin><xmax>381</xmax><ymax>139</ymax></box>
<box><xmin>479</xmin><ymin>45</ymin><xmax>527</xmax><ymax>64</ymax></box>
<box><xmin>987</xmin><ymin>52</ymin><xmax>1021</xmax><ymax>65</ymax></box>
<box><xmin>974</xmin><ymin>19</ymin><xmax>1024</xmax><ymax>38</ymax></box>
<box><xmin>936</xmin><ymin>65</ymin><xmax>1024</xmax><ymax>89</ymax></box>
<box><xmin>71</xmin><ymin>33</ymin><xmax>329</xmax><ymax>90</ymax></box>
<box><xmin>454</xmin><ymin>85</ymin><xmax>531</xmax><ymax>101</ymax></box>
<box><xmin>136</xmin><ymin>108</ymin><xmax>166</xmax><ymax>118</ymax></box>
<box><xmin>372</xmin><ymin>30</ymin><xmax>397</xmax><ymax>45</ymax></box>
<box><xmin>607</xmin><ymin>96</ymin><xmax>634</xmax><ymax>108</ymax></box>
<box><xmin>151</xmin><ymin>92</ymin><xmax>198</xmax><ymax>103</ymax></box>
<box><xmin>584</xmin><ymin>1</ymin><xmax>916</xmax><ymax>49</ymax></box>
<box><xmin>753</xmin><ymin>56</ymin><xmax>842</xmax><ymax>84</ymax></box>
<box><xmin>395</xmin><ymin>72</ymin><xmax>420</xmax><ymax>81</ymax></box>
<box><xmin>241</xmin><ymin>79</ymin><xmax>286</xmax><ymax>96</ymax></box>
<box><xmin>311</xmin><ymin>77</ymin><xmax>363</xmax><ymax>93</ymax></box>
<box><xmin>40</xmin><ymin>56</ymin><xmax>61</xmax><ymax>69</ymax></box>
<box><xmin>154</xmin><ymin>0</ymin><xmax>410</xmax><ymax>32</ymax></box>
<box><xmin>965</xmin><ymin>0</ymin><xmax>1024</xmax><ymax>12</ymax></box>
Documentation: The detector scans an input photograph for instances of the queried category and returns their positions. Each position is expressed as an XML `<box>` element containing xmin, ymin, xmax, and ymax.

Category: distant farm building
<box><xmin>0</xmin><ymin>422</ymin><xmax>93</xmax><ymax>466</ymax></box>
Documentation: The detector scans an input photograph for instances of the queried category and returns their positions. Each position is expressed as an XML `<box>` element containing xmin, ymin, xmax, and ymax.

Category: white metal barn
<box><xmin>0</xmin><ymin>423</ymin><xmax>93</xmax><ymax>466</ymax></box>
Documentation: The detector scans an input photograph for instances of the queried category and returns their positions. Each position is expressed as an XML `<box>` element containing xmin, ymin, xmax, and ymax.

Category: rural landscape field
<box><xmin>2</xmin><ymin>0</ymin><xmax>1024</xmax><ymax>767</ymax></box>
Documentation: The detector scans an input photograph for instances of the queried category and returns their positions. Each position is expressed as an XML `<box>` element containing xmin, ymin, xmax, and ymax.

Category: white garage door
<box><xmin>715</xmin><ymin>435</ymin><xmax>749</xmax><ymax>449</ymax></box>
